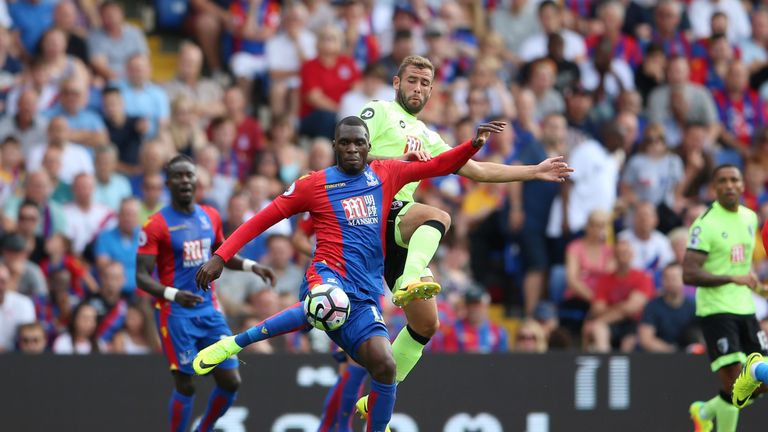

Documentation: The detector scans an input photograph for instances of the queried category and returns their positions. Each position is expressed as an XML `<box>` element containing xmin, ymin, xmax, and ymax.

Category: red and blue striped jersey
<box><xmin>96</xmin><ymin>299</ymin><xmax>128</xmax><ymax>343</ymax></box>
<box><xmin>138</xmin><ymin>204</ymin><xmax>224</xmax><ymax>317</ymax></box>
<box><xmin>712</xmin><ymin>89</ymin><xmax>767</xmax><ymax>147</ymax></box>
<box><xmin>216</xmin><ymin>140</ymin><xmax>480</xmax><ymax>301</ymax></box>
<box><xmin>443</xmin><ymin>319</ymin><xmax>509</xmax><ymax>353</ymax></box>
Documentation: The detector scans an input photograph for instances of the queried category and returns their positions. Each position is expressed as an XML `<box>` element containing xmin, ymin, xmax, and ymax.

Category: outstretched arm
<box><xmin>394</xmin><ymin>121</ymin><xmax>506</xmax><ymax>187</ymax></box>
<box><xmin>457</xmin><ymin>156</ymin><xmax>572</xmax><ymax>183</ymax></box>
<box><xmin>196</xmin><ymin>203</ymin><xmax>291</xmax><ymax>289</ymax></box>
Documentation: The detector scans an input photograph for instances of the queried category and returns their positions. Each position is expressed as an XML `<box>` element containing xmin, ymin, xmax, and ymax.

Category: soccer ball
<box><xmin>304</xmin><ymin>284</ymin><xmax>351</xmax><ymax>331</ymax></box>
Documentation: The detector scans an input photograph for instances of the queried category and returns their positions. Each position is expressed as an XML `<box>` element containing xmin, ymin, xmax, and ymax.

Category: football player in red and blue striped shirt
<box><xmin>136</xmin><ymin>154</ymin><xmax>275</xmax><ymax>432</ymax></box>
<box><xmin>193</xmin><ymin>116</ymin><xmax>503</xmax><ymax>432</ymax></box>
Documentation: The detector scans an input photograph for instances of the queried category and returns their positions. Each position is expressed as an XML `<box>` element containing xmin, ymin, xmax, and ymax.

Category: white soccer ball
<box><xmin>304</xmin><ymin>284</ymin><xmax>351</xmax><ymax>331</ymax></box>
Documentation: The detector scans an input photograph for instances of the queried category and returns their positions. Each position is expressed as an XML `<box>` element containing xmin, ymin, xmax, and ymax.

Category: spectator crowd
<box><xmin>0</xmin><ymin>0</ymin><xmax>767</xmax><ymax>357</ymax></box>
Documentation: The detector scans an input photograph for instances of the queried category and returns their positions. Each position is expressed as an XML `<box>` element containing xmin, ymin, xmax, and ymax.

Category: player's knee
<box><xmin>410</xmin><ymin>317</ymin><xmax>440</xmax><ymax>339</ymax></box>
<box><xmin>368</xmin><ymin>354</ymin><xmax>397</xmax><ymax>384</ymax></box>
<box><xmin>216</xmin><ymin>373</ymin><xmax>242</xmax><ymax>392</ymax></box>
<box><xmin>428</xmin><ymin>208</ymin><xmax>451</xmax><ymax>232</ymax></box>
<box><xmin>173</xmin><ymin>375</ymin><xmax>196</xmax><ymax>396</ymax></box>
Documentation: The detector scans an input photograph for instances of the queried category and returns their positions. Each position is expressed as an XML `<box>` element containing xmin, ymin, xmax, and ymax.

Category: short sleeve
<box><xmin>669</xmin><ymin>154</ymin><xmax>685</xmax><ymax>184</ymax></box>
<box><xmin>137</xmin><ymin>215</ymin><xmax>165</xmax><ymax>256</ymax></box>
<box><xmin>687</xmin><ymin>216</ymin><xmax>711</xmax><ymax>253</ymax></box>
<box><xmin>701</xmin><ymin>90</ymin><xmax>718</xmax><ymax>124</ymax></box>
<box><xmin>621</xmin><ymin>156</ymin><xmax>640</xmax><ymax>186</ymax></box>
<box><xmin>300</xmin><ymin>61</ymin><xmax>321</xmax><ymax>92</ymax></box>
<box><xmin>94</xmin><ymin>231</ymin><xmax>108</xmax><ymax>257</ymax></box>
<box><xmin>637</xmin><ymin>272</ymin><xmax>655</xmax><ymax>298</ymax></box>
<box><xmin>28</xmin><ymin>264</ymin><xmax>47</xmax><ymax>298</ymax></box>
<box><xmin>156</xmin><ymin>89</ymin><xmax>170</xmax><ymax>120</ymax></box>
<box><xmin>640</xmin><ymin>299</ymin><xmax>659</xmax><ymax>325</ymax></box>
<box><xmin>360</xmin><ymin>101</ymin><xmax>384</xmax><ymax>144</ymax></box>
<box><xmin>129</xmin><ymin>26</ymin><xmax>149</xmax><ymax>55</ymax></box>
<box><xmin>265</xmin><ymin>38</ymin><xmax>282</xmax><ymax>69</ymax></box>
<box><xmin>90</xmin><ymin>111</ymin><xmax>107</xmax><ymax>131</ymax></box>
<box><xmin>86</xmin><ymin>32</ymin><xmax>104</xmax><ymax>58</ymax></box>
<box><xmin>202</xmin><ymin>206</ymin><xmax>225</xmax><ymax>247</ymax></box>
<box><xmin>18</xmin><ymin>294</ymin><xmax>35</xmax><ymax>324</ymax></box>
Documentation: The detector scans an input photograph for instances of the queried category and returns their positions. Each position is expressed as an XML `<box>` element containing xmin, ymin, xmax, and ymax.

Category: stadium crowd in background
<box><xmin>0</xmin><ymin>0</ymin><xmax>767</xmax><ymax>356</ymax></box>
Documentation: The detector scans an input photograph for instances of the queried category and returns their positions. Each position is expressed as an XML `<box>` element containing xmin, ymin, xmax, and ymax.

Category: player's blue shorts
<box><xmin>155</xmin><ymin>309</ymin><xmax>238</xmax><ymax>375</ymax></box>
<box><xmin>299</xmin><ymin>268</ymin><xmax>389</xmax><ymax>364</ymax></box>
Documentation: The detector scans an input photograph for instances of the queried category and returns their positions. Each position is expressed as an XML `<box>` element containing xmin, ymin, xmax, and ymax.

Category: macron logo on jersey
<box><xmin>341</xmin><ymin>195</ymin><xmax>379</xmax><ymax>226</ymax></box>
<box><xmin>183</xmin><ymin>238</ymin><xmax>212</xmax><ymax>268</ymax></box>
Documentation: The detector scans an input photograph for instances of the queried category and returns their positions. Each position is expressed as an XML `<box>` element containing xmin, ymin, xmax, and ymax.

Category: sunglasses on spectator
<box><xmin>19</xmin><ymin>213</ymin><xmax>38</xmax><ymax>221</ymax></box>
<box><xmin>517</xmin><ymin>333</ymin><xmax>537</xmax><ymax>341</ymax></box>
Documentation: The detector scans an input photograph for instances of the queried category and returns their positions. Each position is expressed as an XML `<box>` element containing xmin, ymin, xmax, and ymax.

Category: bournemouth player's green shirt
<box><xmin>361</xmin><ymin>100</ymin><xmax>452</xmax><ymax>202</ymax></box>
<box><xmin>687</xmin><ymin>201</ymin><xmax>759</xmax><ymax>316</ymax></box>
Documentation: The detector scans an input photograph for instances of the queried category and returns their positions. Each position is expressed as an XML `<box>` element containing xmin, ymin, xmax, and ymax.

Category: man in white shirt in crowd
<box><xmin>162</xmin><ymin>41</ymin><xmax>225</xmax><ymax>122</ymax></box>
<box><xmin>265</xmin><ymin>3</ymin><xmax>317</xmax><ymax>119</ymax></box>
<box><xmin>63</xmin><ymin>173</ymin><xmax>115</xmax><ymax>256</ymax></box>
<box><xmin>519</xmin><ymin>0</ymin><xmax>587</xmax><ymax>63</ymax></box>
<box><xmin>338</xmin><ymin>63</ymin><xmax>394</xmax><ymax>120</ymax></box>
<box><xmin>619</xmin><ymin>201</ymin><xmax>675</xmax><ymax>274</ymax></box>
<box><xmin>0</xmin><ymin>89</ymin><xmax>48</xmax><ymax>159</ymax></box>
<box><xmin>688</xmin><ymin>0</ymin><xmax>750</xmax><ymax>43</ymax></box>
<box><xmin>0</xmin><ymin>262</ymin><xmax>35</xmax><ymax>352</ymax></box>
<box><xmin>26</xmin><ymin>117</ymin><xmax>93</xmax><ymax>184</ymax></box>
<box><xmin>548</xmin><ymin>116</ymin><xmax>619</xmax><ymax>238</ymax></box>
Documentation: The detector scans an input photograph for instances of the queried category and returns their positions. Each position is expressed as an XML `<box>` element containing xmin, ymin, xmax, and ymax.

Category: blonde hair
<box><xmin>396</xmin><ymin>55</ymin><xmax>435</xmax><ymax>79</ymax></box>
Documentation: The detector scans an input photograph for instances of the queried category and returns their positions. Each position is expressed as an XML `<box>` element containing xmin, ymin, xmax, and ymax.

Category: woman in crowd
<box><xmin>562</xmin><ymin>210</ymin><xmax>615</xmax><ymax>333</ymax></box>
<box><xmin>111</xmin><ymin>303</ymin><xmax>159</xmax><ymax>354</ymax></box>
<box><xmin>52</xmin><ymin>302</ymin><xmax>105</xmax><ymax>354</ymax></box>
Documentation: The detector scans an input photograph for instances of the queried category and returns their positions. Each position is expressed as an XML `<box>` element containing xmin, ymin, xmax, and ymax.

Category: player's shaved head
<box><xmin>334</xmin><ymin>116</ymin><xmax>369</xmax><ymax>140</ymax></box>
<box><xmin>165</xmin><ymin>154</ymin><xmax>195</xmax><ymax>177</ymax></box>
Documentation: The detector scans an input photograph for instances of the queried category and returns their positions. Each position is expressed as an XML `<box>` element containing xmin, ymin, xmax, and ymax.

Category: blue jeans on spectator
<box><xmin>300</xmin><ymin>110</ymin><xmax>336</xmax><ymax>140</ymax></box>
